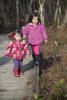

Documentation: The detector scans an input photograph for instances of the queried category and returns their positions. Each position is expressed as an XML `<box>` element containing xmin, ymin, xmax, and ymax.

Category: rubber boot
<box><xmin>13</xmin><ymin>70</ymin><xmax>19</xmax><ymax>77</ymax></box>
<box><xmin>34</xmin><ymin>54</ymin><xmax>39</xmax><ymax>66</ymax></box>
<box><xmin>19</xmin><ymin>69</ymin><xmax>24</xmax><ymax>75</ymax></box>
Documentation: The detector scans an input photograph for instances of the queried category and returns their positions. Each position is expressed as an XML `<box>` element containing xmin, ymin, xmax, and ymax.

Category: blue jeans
<box><xmin>13</xmin><ymin>59</ymin><xmax>23</xmax><ymax>71</ymax></box>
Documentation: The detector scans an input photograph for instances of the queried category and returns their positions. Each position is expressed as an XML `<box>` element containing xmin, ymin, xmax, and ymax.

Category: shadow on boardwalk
<box><xmin>23</xmin><ymin>61</ymin><xmax>34</xmax><ymax>73</ymax></box>
<box><xmin>0</xmin><ymin>56</ymin><xmax>10</xmax><ymax>66</ymax></box>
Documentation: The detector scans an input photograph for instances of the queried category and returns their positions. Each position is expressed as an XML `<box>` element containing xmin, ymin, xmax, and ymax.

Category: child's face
<box><xmin>14</xmin><ymin>33</ymin><xmax>21</xmax><ymax>41</ymax></box>
<box><xmin>32</xmin><ymin>17</ymin><xmax>38</xmax><ymax>25</ymax></box>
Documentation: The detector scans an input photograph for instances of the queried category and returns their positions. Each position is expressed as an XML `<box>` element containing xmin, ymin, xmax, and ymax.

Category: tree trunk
<box><xmin>16</xmin><ymin>0</ymin><xmax>19</xmax><ymax>29</ymax></box>
<box><xmin>63</xmin><ymin>7</ymin><xmax>67</xmax><ymax>24</ymax></box>
<box><xmin>54</xmin><ymin>0</ymin><xmax>61</xmax><ymax>28</ymax></box>
<box><xmin>39</xmin><ymin>0</ymin><xmax>46</xmax><ymax>25</ymax></box>
<box><xmin>28</xmin><ymin>0</ymin><xmax>33</xmax><ymax>14</ymax></box>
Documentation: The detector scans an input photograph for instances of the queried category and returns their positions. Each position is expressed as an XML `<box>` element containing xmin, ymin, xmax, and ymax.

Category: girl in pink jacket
<box><xmin>4</xmin><ymin>30</ymin><xmax>30</xmax><ymax>77</ymax></box>
<box><xmin>22</xmin><ymin>11</ymin><xmax>48</xmax><ymax>65</ymax></box>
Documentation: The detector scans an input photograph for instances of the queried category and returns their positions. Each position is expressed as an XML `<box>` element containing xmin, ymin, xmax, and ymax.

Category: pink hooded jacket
<box><xmin>4</xmin><ymin>40</ymin><xmax>30</xmax><ymax>60</ymax></box>
<box><xmin>22</xmin><ymin>23</ymin><xmax>48</xmax><ymax>45</ymax></box>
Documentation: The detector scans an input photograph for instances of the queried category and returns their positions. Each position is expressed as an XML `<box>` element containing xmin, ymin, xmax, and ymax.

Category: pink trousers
<box><xmin>31</xmin><ymin>45</ymin><xmax>40</xmax><ymax>55</ymax></box>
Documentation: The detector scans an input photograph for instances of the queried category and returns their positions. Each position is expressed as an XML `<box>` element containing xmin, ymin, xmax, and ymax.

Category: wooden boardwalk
<box><xmin>0</xmin><ymin>34</ymin><xmax>35</xmax><ymax>100</ymax></box>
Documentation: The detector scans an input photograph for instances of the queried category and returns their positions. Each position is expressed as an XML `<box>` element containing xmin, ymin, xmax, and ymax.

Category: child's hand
<box><xmin>45</xmin><ymin>40</ymin><xmax>48</xmax><ymax>44</ymax></box>
<box><xmin>43</xmin><ymin>39</ymin><xmax>48</xmax><ymax>44</ymax></box>
<box><xmin>23</xmin><ymin>35</ymin><xmax>27</xmax><ymax>40</ymax></box>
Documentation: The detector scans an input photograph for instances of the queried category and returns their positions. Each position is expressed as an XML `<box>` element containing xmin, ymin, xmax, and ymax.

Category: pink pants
<box><xmin>31</xmin><ymin>45</ymin><xmax>40</xmax><ymax>55</ymax></box>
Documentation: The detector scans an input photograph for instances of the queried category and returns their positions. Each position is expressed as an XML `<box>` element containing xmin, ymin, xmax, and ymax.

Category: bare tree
<box><xmin>63</xmin><ymin>7</ymin><xmax>67</xmax><ymax>24</ymax></box>
<box><xmin>54</xmin><ymin>0</ymin><xmax>61</xmax><ymax>28</ymax></box>
<box><xmin>38</xmin><ymin>0</ymin><xmax>46</xmax><ymax>24</ymax></box>
<box><xmin>0</xmin><ymin>1</ymin><xmax>8</xmax><ymax>27</ymax></box>
<box><xmin>28</xmin><ymin>0</ymin><xmax>33</xmax><ymax>14</ymax></box>
<box><xmin>0</xmin><ymin>0</ymin><xmax>67</xmax><ymax>29</ymax></box>
<box><xmin>16</xmin><ymin>0</ymin><xmax>19</xmax><ymax>28</ymax></box>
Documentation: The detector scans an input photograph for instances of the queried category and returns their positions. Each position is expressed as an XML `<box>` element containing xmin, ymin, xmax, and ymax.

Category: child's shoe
<box><xmin>13</xmin><ymin>70</ymin><xmax>19</xmax><ymax>77</ymax></box>
<box><xmin>19</xmin><ymin>69</ymin><xmax>24</xmax><ymax>75</ymax></box>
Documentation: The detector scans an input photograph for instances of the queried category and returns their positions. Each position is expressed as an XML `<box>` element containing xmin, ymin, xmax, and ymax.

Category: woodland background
<box><xmin>0</xmin><ymin>0</ymin><xmax>67</xmax><ymax>30</ymax></box>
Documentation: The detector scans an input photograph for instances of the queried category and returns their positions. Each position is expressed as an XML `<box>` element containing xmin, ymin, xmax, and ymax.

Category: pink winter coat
<box><xmin>22</xmin><ymin>23</ymin><xmax>48</xmax><ymax>45</ymax></box>
<box><xmin>4</xmin><ymin>40</ymin><xmax>30</xmax><ymax>60</ymax></box>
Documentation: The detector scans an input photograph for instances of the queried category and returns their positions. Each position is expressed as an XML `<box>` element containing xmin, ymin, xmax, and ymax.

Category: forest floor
<box><xmin>39</xmin><ymin>24</ymin><xmax>67</xmax><ymax>100</ymax></box>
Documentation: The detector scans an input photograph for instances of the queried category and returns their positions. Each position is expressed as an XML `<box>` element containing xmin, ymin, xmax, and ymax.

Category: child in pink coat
<box><xmin>4</xmin><ymin>30</ymin><xmax>30</xmax><ymax>77</ymax></box>
<box><xmin>22</xmin><ymin>11</ymin><xmax>48</xmax><ymax>65</ymax></box>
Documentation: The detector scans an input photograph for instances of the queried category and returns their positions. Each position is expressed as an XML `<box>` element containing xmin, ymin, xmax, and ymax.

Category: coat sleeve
<box><xmin>41</xmin><ymin>24</ymin><xmax>48</xmax><ymax>40</ymax></box>
<box><xmin>23</xmin><ymin>41</ymin><xmax>31</xmax><ymax>55</ymax></box>
<box><xmin>22</xmin><ymin>24</ymin><xmax>29</xmax><ymax>35</ymax></box>
<box><xmin>4</xmin><ymin>41</ymin><xmax>13</xmax><ymax>56</ymax></box>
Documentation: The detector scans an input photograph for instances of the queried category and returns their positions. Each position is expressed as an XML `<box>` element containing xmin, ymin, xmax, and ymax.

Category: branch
<box><xmin>39</xmin><ymin>0</ymin><xmax>46</xmax><ymax>6</ymax></box>
<box><xmin>30</xmin><ymin>0</ymin><xmax>33</xmax><ymax>6</ymax></box>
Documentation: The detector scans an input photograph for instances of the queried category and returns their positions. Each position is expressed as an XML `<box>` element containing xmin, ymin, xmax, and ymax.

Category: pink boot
<box><xmin>19</xmin><ymin>69</ymin><xmax>24</xmax><ymax>75</ymax></box>
<box><xmin>13</xmin><ymin>70</ymin><xmax>19</xmax><ymax>77</ymax></box>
